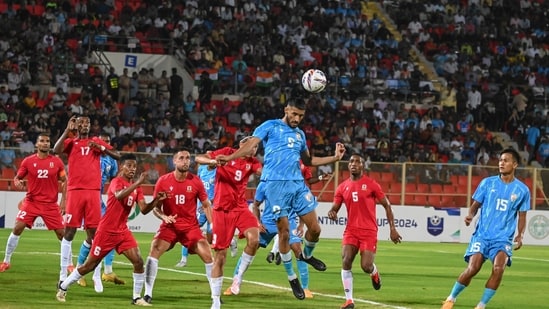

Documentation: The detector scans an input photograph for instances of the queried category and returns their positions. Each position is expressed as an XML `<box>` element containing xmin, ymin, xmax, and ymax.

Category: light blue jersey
<box><xmin>253</xmin><ymin>119</ymin><xmax>307</xmax><ymax>181</ymax></box>
<box><xmin>197</xmin><ymin>164</ymin><xmax>216</xmax><ymax>200</ymax></box>
<box><xmin>465</xmin><ymin>176</ymin><xmax>530</xmax><ymax>265</ymax></box>
<box><xmin>253</xmin><ymin>119</ymin><xmax>317</xmax><ymax>218</ymax></box>
<box><xmin>100</xmin><ymin>154</ymin><xmax>118</xmax><ymax>215</ymax></box>
<box><xmin>197</xmin><ymin>164</ymin><xmax>216</xmax><ymax>231</ymax></box>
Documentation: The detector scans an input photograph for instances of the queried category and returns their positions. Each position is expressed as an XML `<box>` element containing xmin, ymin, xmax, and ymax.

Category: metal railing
<box><xmin>1</xmin><ymin>150</ymin><xmax>546</xmax><ymax>209</ymax></box>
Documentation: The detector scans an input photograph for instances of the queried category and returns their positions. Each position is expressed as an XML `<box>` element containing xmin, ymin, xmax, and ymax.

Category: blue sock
<box><xmin>181</xmin><ymin>246</ymin><xmax>188</xmax><ymax>258</ymax></box>
<box><xmin>303</xmin><ymin>239</ymin><xmax>317</xmax><ymax>259</ymax></box>
<box><xmin>77</xmin><ymin>240</ymin><xmax>91</xmax><ymax>266</ymax></box>
<box><xmin>104</xmin><ymin>249</ymin><xmax>115</xmax><ymax>267</ymax></box>
<box><xmin>280</xmin><ymin>251</ymin><xmax>295</xmax><ymax>277</ymax></box>
<box><xmin>233</xmin><ymin>257</ymin><xmax>242</xmax><ymax>277</ymax></box>
<box><xmin>449</xmin><ymin>282</ymin><xmax>466</xmax><ymax>299</ymax></box>
<box><xmin>480</xmin><ymin>288</ymin><xmax>496</xmax><ymax>306</ymax></box>
<box><xmin>297</xmin><ymin>259</ymin><xmax>309</xmax><ymax>289</ymax></box>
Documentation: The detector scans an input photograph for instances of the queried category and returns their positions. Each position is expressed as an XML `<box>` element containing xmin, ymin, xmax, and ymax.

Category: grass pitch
<box><xmin>0</xmin><ymin>229</ymin><xmax>546</xmax><ymax>308</ymax></box>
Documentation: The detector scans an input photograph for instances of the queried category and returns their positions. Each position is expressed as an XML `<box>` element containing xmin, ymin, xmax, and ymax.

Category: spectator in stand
<box><xmin>36</xmin><ymin>64</ymin><xmax>53</xmax><ymax>100</ymax></box>
<box><xmin>0</xmin><ymin>137</ymin><xmax>16</xmax><ymax>171</ymax></box>
<box><xmin>169</xmin><ymin>68</ymin><xmax>183</xmax><ymax>106</ymax></box>
<box><xmin>227</xmin><ymin>106</ymin><xmax>241</xmax><ymax>127</ymax></box>
<box><xmin>467</xmin><ymin>86</ymin><xmax>482</xmax><ymax>122</ymax></box>
<box><xmin>147</xmin><ymin>69</ymin><xmax>157</xmax><ymax>100</ymax></box>
<box><xmin>130</xmin><ymin>71</ymin><xmax>139</xmax><ymax>99</ymax></box>
<box><xmin>51</xmin><ymin>88</ymin><xmax>67</xmax><ymax>111</ymax></box>
<box><xmin>198</xmin><ymin>71</ymin><xmax>213</xmax><ymax>106</ymax></box>
<box><xmin>537</xmin><ymin>137</ymin><xmax>549</xmax><ymax>167</ymax></box>
<box><xmin>55</xmin><ymin>69</ymin><xmax>70</xmax><ymax>95</ymax></box>
<box><xmin>18</xmin><ymin>135</ymin><xmax>35</xmax><ymax>155</ymax></box>
<box><xmin>106</xmin><ymin>67</ymin><xmax>120</xmax><ymax>103</ymax></box>
<box><xmin>157</xmin><ymin>70</ymin><xmax>170</xmax><ymax>100</ymax></box>
<box><xmin>118</xmin><ymin>68</ymin><xmax>131</xmax><ymax>104</ymax></box>
<box><xmin>102</xmin><ymin>121</ymin><xmax>117</xmax><ymax>139</ymax></box>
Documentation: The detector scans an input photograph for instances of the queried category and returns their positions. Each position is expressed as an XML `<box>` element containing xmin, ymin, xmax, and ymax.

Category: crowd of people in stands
<box><xmin>1</xmin><ymin>0</ymin><xmax>549</xmax><ymax>175</ymax></box>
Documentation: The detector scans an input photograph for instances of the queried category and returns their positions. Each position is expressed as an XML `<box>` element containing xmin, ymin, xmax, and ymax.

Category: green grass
<box><xmin>0</xmin><ymin>229</ymin><xmax>546</xmax><ymax>309</ymax></box>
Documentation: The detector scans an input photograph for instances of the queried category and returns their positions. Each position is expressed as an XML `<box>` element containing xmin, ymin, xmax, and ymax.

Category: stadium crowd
<box><xmin>0</xmin><ymin>0</ymin><xmax>549</xmax><ymax>176</ymax></box>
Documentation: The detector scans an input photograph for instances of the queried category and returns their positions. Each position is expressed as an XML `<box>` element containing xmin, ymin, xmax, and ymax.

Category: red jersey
<box><xmin>209</xmin><ymin>147</ymin><xmax>261</xmax><ymax>211</ymax></box>
<box><xmin>63</xmin><ymin>137</ymin><xmax>112</xmax><ymax>191</ymax></box>
<box><xmin>153</xmin><ymin>172</ymin><xmax>208</xmax><ymax>230</ymax></box>
<box><xmin>299</xmin><ymin>161</ymin><xmax>313</xmax><ymax>181</ymax></box>
<box><xmin>334</xmin><ymin>175</ymin><xmax>385</xmax><ymax>232</ymax></box>
<box><xmin>98</xmin><ymin>176</ymin><xmax>144</xmax><ymax>233</ymax></box>
<box><xmin>17</xmin><ymin>154</ymin><xmax>65</xmax><ymax>204</ymax></box>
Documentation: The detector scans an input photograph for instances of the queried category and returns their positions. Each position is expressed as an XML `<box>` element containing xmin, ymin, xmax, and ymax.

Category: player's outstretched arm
<box><xmin>13</xmin><ymin>175</ymin><xmax>25</xmax><ymax>190</ymax></box>
<box><xmin>152</xmin><ymin>206</ymin><xmax>177</xmax><ymax>224</ymax></box>
<box><xmin>104</xmin><ymin>147</ymin><xmax>121</xmax><ymax>160</ymax></box>
<box><xmin>200</xmin><ymin>199</ymin><xmax>213</xmax><ymax>224</ymax></box>
<box><xmin>465</xmin><ymin>201</ymin><xmax>481</xmax><ymax>226</ymax></box>
<box><xmin>53</xmin><ymin>116</ymin><xmax>77</xmax><ymax>154</ymax></box>
<box><xmin>216</xmin><ymin>136</ymin><xmax>261</xmax><ymax>165</ymax></box>
<box><xmin>514</xmin><ymin>211</ymin><xmax>527</xmax><ymax>250</ymax></box>
<box><xmin>140</xmin><ymin>191</ymin><xmax>168</xmax><ymax>215</ymax></box>
<box><xmin>328</xmin><ymin>202</ymin><xmax>343</xmax><ymax>221</ymax></box>
<box><xmin>379</xmin><ymin>197</ymin><xmax>402</xmax><ymax>244</ymax></box>
<box><xmin>58</xmin><ymin>175</ymin><xmax>67</xmax><ymax>214</ymax></box>
<box><xmin>195</xmin><ymin>152</ymin><xmax>215</xmax><ymax>165</ymax></box>
<box><xmin>307</xmin><ymin>142</ymin><xmax>346</xmax><ymax>167</ymax></box>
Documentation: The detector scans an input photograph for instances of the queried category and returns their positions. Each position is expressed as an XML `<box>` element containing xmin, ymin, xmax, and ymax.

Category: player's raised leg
<box><xmin>75</xmin><ymin>239</ymin><xmax>91</xmax><ymax>286</ymax></box>
<box><xmin>121</xmin><ymin>244</ymin><xmax>151</xmax><ymax>306</ymax></box>
<box><xmin>57</xmin><ymin>250</ymin><xmax>103</xmax><ymax>301</ymax></box>
<box><xmin>144</xmin><ymin>237</ymin><xmax>172</xmax><ymax>304</ymax></box>
<box><xmin>298</xmin><ymin>210</ymin><xmax>326</xmax><ymax>271</ymax></box>
<box><xmin>224</xmin><ymin>225</ymin><xmax>259</xmax><ymax>296</ymax></box>
<box><xmin>276</xmin><ymin>216</ymin><xmax>305</xmax><ymax>300</ymax></box>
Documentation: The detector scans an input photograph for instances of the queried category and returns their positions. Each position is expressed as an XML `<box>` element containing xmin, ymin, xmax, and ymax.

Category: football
<box><xmin>301</xmin><ymin>69</ymin><xmax>327</xmax><ymax>93</ymax></box>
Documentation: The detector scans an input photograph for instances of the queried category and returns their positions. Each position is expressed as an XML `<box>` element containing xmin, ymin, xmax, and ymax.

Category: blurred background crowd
<box><xmin>1</xmin><ymin>0</ymin><xmax>549</xmax><ymax>181</ymax></box>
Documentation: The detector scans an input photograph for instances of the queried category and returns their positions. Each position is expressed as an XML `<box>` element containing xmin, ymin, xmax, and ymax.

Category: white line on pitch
<box><xmin>114</xmin><ymin>260</ymin><xmax>410</xmax><ymax>309</ymax></box>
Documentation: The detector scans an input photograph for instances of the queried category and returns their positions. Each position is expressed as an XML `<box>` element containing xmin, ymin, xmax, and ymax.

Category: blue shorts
<box><xmin>464</xmin><ymin>235</ymin><xmax>513</xmax><ymax>266</ymax></box>
<box><xmin>264</xmin><ymin>180</ymin><xmax>317</xmax><ymax>220</ymax></box>
<box><xmin>197</xmin><ymin>213</ymin><xmax>212</xmax><ymax>234</ymax></box>
<box><xmin>259</xmin><ymin>215</ymin><xmax>301</xmax><ymax>248</ymax></box>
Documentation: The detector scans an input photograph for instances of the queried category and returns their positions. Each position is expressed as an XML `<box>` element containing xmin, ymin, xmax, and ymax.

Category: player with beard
<box><xmin>53</xmin><ymin>116</ymin><xmax>120</xmax><ymax>291</ymax></box>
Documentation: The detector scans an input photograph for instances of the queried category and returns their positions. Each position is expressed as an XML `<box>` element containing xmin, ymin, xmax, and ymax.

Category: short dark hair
<box><xmin>173</xmin><ymin>147</ymin><xmax>191</xmax><ymax>157</ymax></box>
<box><xmin>36</xmin><ymin>132</ymin><xmax>50</xmax><ymax>141</ymax></box>
<box><xmin>120</xmin><ymin>153</ymin><xmax>137</xmax><ymax>164</ymax></box>
<box><xmin>287</xmin><ymin>98</ymin><xmax>306</xmax><ymax>110</ymax></box>
<box><xmin>501</xmin><ymin>148</ymin><xmax>521</xmax><ymax>164</ymax></box>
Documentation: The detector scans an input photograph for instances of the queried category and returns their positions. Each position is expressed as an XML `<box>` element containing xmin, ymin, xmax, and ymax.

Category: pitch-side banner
<box><xmin>459</xmin><ymin>210</ymin><xmax>549</xmax><ymax>245</ymax></box>
<box><xmin>315</xmin><ymin>202</ymin><xmax>461</xmax><ymax>243</ymax></box>
<box><xmin>1</xmin><ymin>192</ymin><xmax>548</xmax><ymax>245</ymax></box>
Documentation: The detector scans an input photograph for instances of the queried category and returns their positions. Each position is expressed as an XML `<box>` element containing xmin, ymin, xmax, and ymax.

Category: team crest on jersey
<box><xmin>295</xmin><ymin>133</ymin><xmax>302</xmax><ymax>141</ymax></box>
<box><xmin>33</xmin><ymin>163</ymin><xmax>37</xmax><ymax>167</ymax></box>
<box><xmin>245</xmin><ymin>164</ymin><xmax>251</xmax><ymax>171</ymax></box>
<box><xmin>187</xmin><ymin>186</ymin><xmax>193</xmax><ymax>192</ymax></box>
<box><xmin>361</xmin><ymin>184</ymin><xmax>368</xmax><ymax>191</ymax></box>
<box><xmin>169</xmin><ymin>186</ymin><xmax>173</xmax><ymax>191</ymax></box>
<box><xmin>50</xmin><ymin>162</ymin><xmax>54</xmax><ymax>168</ymax></box>
<box><xmin>510</xmin><ymin>194</ymin><xmax>518</xmax><ymax>202</ymax></box>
